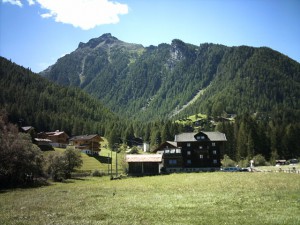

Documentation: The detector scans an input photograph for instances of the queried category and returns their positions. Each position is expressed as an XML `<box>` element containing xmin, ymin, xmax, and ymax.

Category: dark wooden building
<box><xmin>155</xmin><ymin>131</ymin><xmax>227</xmax><ymax>172</ymax></box>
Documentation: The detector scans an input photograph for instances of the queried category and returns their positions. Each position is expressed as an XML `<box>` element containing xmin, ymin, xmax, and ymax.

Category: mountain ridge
<box><xmin>41</xmin><ymin>33</ymin><xmax>300</xmax><ymax>121</ymax></box>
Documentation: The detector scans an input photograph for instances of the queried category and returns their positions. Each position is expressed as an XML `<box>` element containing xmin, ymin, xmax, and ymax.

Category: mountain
<box><xmin>41</xmin><ymin>33</ymin><xmax>300</xmax><ymax>121</ymax></box>
<box><xmin>0</xmin><ymin>57</ymin><xmax>118</xmax><ymax>136</ymax></box>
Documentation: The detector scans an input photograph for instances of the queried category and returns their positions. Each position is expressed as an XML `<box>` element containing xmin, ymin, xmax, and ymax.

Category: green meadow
<box><xmin>1</xmin><ymin>172</ymin><xmax>299</xmax><ymax>225</ymax></box>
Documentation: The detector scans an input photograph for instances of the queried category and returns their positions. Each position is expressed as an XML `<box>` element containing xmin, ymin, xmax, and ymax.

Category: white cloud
<box><xmin>27</xmin><ymin>0</ymin><xmax>35</xmax><ymax>5</ymax></box>
<box><xmin>40</xmin><ymin>13</ymin><xmax>52</xmax><ymax>18</ymax></box>
<box><xmin>36</xmin><ymin>0</ymin><xmax>129</xmax><ymax>30</ymax></box>
<box><xmin>2</xmin><ymin>0</ymin><xmax>128</xmax><ymax>29</ymax></box>
<box><xmin>2</xmin><ymin>0</ymin><xmax>23</xmax><ymax>7</ymax></box>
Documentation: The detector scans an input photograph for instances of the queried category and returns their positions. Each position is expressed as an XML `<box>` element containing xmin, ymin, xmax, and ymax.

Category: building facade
<box><xmin>155</xmin><ymin>131</ymin><xmax>227</xmax><ymax>173</ymax></box>
<box><xmin>69</xmin><ymin>134</ymin><xmax>103</xmax><ymax>155</ymax></box>
<box><xmin>126</xmin><ymin>154</ymin><xmax>163</xmax><ymax>176</ymax></box>
<box><xmin>37</xmin><ymin>130</ymin><xmax>69</xmax><ymax>148</ymax></box>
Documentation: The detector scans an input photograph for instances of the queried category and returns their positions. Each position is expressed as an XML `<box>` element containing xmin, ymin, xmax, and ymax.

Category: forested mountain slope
<box><xmin>0</xmin><ymin>57</ymin><xmax>117</xmax><ymax>136</ymax></box>
<box><xmin>41</xmin><ymin>33</ymin><xmax>300</xmax><ymax>121</ymax></box>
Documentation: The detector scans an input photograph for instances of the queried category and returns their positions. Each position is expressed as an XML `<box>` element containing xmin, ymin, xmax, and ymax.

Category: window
<box><xmin>212</xmin><ymin>142</ymin><xmax>216</xmax><ymax>147</ymax></box>
<box><xmin>170</xmin><ymin>149</ymin><xmax>175</xmax><ymax>154</ymax></box>
<box><xmin>196</xmin><ymin>136</ymin><xmax>201</xmax><ymax>140</ymax></box>
<box><xmin>176</xmin><ymin>149</ymin><xmax>181</xmax><ymax>154</ymax></box>
<box><xmin>187</xmin><ymin>151</ymin><xmax>191</xmax><ymax>155</ymax></box>
<box><xmin>199</xmin><ymin>146</ymin><xmax>203</xmax><ymax>149</ymax></box>
<box><xmin>213</xmin><ymin>150</ymin><xmax>217</xmax><ymax>155</ymax></box>
<box><xmin>165</xmin><ymin>149</ymin><xmax>170</xmax><ymax>154</ymax></box>
<box><xmin>187</xmin><ymin>143</ymin><xmax>191</xmax><ymax>147</ymax></box>
<box><xmin>187</xmin><ymin>159</ymin><xmax>192</xmax><ymax>164</ymax></box>
<box><xmin>199</xmin><ymin>154</ymin><xmax>203</xmax><ymax>159</ymax></box>
<box><xmin>201</xmin><ymin>136</ymin><xmax>205</xmax><ymax>140</ymax></box>
<box><xmin>169</xmin><ymin>159</ymin><xmax>177</xmax><ymax>165</ymax></box>
<box><xmin>213</xmin><ymin>159</ymin><xmax>218</xmax><ymax>164</ymax></box>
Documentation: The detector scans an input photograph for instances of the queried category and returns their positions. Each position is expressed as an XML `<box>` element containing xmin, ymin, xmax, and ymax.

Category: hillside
<box><xmin>0</xmin><ymin>57</ymin><xmax>118</xmax><ymax>136</ymax></box>
<box><xmin>41</xmin><ymin>33</ymin><xmax>300</xmax><ymax>121</ymax></box>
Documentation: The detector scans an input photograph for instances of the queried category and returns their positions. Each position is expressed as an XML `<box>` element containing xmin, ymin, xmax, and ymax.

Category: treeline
<box><xmin>0</xmin><ymin>57</ymin><xmax>184</xmax><ymax>146</ymax></box>
<box><xmin>217</xmin><ymin>112</ymin><xmax>300</xmax><ymax>164</ymax></box>
<box><xmin>1</xmin><ymin>57</ymin><xmax>299</xmax><ymax>161</ymax></box>
<box><xmin>105</xmin><ymin>119</ymin><xmax>186</xmax><ymax>149</ymax></box>
<box><xmin>0</xmin><ymin>57</ymin><xmax>116</xmax><ymax>136</ymax></box>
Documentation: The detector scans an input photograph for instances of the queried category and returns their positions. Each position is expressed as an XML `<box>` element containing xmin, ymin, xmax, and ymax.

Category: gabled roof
<box><xmin>126</xmin><ymin>154</ymin><xmax>162</xmax><ymax>162</ymax></box>
<box><xmin>70</xmin><ymin>134</ymin><xmax>102</xmax><ymax>141</ymax></box>
<box><xmin>174</xmin><ymin>131</ymin><xmax>227</xmax><ymax>142</ymax></box>
<box><xmin>153</xmin><ymin>141</ymin><xmax>178</xmax><ymax>152</ymax></box>
<box><xmin>48</xmin><ymin>131</ymin><xmax>68</xmax><ymax>137</ymax></box>
<box><xmin>21</xmin><ymin>126</ymin><xmax>34</xmax><ymax>132</ymax></box>
<box><xmin>34</xmin><ymin>138</ymin><xmax>51</xmax><ymax>142</ymax></box>
<box><xmin>40</xmin><ymin>130</ymin><xmax>69</xmax><ymax>138</ymax></box>
<box><xmin>202</xmin><ymin>131</ymin><xmax>227</xmax><ymax>141</ymax></box>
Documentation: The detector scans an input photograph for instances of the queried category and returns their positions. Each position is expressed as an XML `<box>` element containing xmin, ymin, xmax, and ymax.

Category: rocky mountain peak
<box><xmin>78</xmin><ymin>33</ymin><xmax>120</xmax><ymax>49</ymax></box>
<box><xmin>170</xmin><ymin>39</ymin><xmax>186</xmax><ymax>61</ymax></box>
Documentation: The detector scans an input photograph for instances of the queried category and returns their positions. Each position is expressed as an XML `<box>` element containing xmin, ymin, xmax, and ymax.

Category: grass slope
<box><xmin>49</xmin><ymin>137</ymin><xmax>125</xmax><ymax>175</ymax></box>
<box><xmin>0</xmin><ymin>173</ymin><xmax>299</xmax><ymax>225</ymax></box>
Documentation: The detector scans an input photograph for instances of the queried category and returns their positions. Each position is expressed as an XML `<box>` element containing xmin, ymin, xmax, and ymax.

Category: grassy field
<box><xmin>1</xmin><ymin>172</ymin><xmax>299</xmax><ymax>225</ymax></box>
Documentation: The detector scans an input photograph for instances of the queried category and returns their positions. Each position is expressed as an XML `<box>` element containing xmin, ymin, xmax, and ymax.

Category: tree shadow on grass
<box><xmin>90</xmin><ymin>155</ymin><xmax>112</xmax><ymax>164</ymax></box>
<box><xmin>0</xmin><ymin>178</ymin><xmax>52</xmax><ymax>192</ymax></box>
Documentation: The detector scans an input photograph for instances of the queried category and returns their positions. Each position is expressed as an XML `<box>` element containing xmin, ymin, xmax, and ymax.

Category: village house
<box><xmin>126</xmin><ymin>131</ymin><xmax>227</xmax><ymax>175</ymax></box>
<box><xmin>37</xmin><ymin>130</ymin><xmax>69</xmax><ymax>148</ymax></box>
<box><xmin>69</xmin><ymin>134</ymin><xmax>103</xmax><ymax>155</ymax></box>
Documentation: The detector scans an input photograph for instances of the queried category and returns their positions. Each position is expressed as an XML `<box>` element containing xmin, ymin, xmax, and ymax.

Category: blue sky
<box><xmin>1</xmin><ymin>0</ymin><xmax>300</xmax><ymax>73</ymax></box>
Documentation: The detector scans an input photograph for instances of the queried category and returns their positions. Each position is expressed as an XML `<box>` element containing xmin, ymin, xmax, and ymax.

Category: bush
<box><xmin>91</xmin><ymin>170</ymin><xmax>104</xmax><ymax>177</ymax></box>
<box><xmin>221</xmin><ymin>155</ymin><xmax>236</xmax><ymax>167</ymax></box>
<box><xmin>0</xmin><ymin>113</ymin><xmax>45</xmax><ymax>187</ymax></box>
<box><xmin>252</xmin><ymin>154</ymin><xmax>267</xmax><ymax>166</ymax></box>
<box><xmin>129</xmin><ymin>146</ymin><xmax>139</xmax><ymax>154</ymax></box>
<box><xmin>46</xmin><ymin>152</ymin><xmax>67</xmax><ymax>182</ymax></box>
<box><xmin>237</xmin><ymin>159</ymin><xmax>250</xmax><ymax>168</ymax></box>
<box><xmin>46</xmin><ymin>147</ymin><xmax>83</xmax><ymax>181</ymax></box>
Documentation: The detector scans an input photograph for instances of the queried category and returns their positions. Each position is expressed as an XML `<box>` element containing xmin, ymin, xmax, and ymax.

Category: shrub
<box><xmin>91</xmin><ymin>170</ymin><xmax>104</xmax><ymax>177</ymax></box>
<box><xmin>237</xmin><ymin>159</ymin><xmax>250</xmax><ymax>168</ymax></box>
<box><xmin>221</xmin><ymin>155</ymin><xmax>236</xmax><ymax>167</ymax></box>
<box><xmin>129</xmin><ymin>146</ymin><xmax>139</xmax><ymax>154</ymax></box>
<box><xmin>252</xmin><ymin>154</ymin><xmax>267</xmax><ymax>166</ymax></box>
<box><xmin>0</xmin><ymin>113</ymin><xmax>45</xmax><ymax>187</ymax></box>
<box><xmin>46</xmin><ymin>147</ymin><xmax>83</xmax><ymax>181</ymax></box>
<box><xmin>46</xmin><ymin>152</ymin><xmax>67</xmax><ymax>182</ymax></box>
